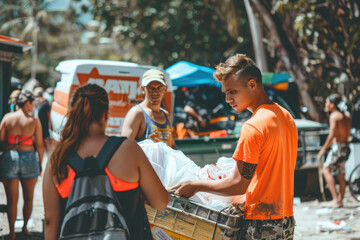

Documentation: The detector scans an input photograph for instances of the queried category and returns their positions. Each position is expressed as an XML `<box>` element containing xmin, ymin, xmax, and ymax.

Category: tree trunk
<box><xmin>243</xmin><ymin>0</ymin><xmax>268</xmax><ymax>72</ymax></box>
<box><xmin>250</xmin><ymin>0</ymin><xmax>322</xmax><ymax>121</ymax></box>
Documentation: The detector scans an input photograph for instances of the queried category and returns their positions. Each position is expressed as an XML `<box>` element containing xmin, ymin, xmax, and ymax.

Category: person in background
<box><xmin>0</xmin><ymin>90</ymin><xmax>44</xmax><ymax>239</ymax></box>
<box><xmin>182</xmin><ymin>86</ymin><xmax>209</xmax><ymax>137</ymax></box>
<box><xmin>34</xmin><ymin>87</ymin><xmax>53</xmax><ymax>155</ymax></box>
<box><xmin>182</xmin><ymin>85</ymin><xmax>228</xmax><ymax>137</ymax></box>
<box><xmin>43</xmin><ymin>84</ymin><xmax>168</xmax><ymax>239</ymax></box>
<box><xmin>319</xmin><ymin>93</ymin><xmax>352</xmax><ymax>208</ymax></box>
<box><xmin>169</xmin><ymin>54</ymin><xmax>298</xmax><ymax>239</ymax></box>
<box><xmin>44</xmin><ymin>87</ymin><xmax>54</xmax><ymax>104</ymax></box>
<box><xmin>122</xmin><ymin>69</ymin><xmax>177</xmax><ymax>149</ymax></box>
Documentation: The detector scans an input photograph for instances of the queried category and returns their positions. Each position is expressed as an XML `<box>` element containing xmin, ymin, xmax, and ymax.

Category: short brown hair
<box><xmin>214</xmin><ymin>54</ymin><xmax>262</xmax><ymax>84</ymax></box>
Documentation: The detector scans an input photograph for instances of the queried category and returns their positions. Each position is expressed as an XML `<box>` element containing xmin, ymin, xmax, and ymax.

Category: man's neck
<box><xmin>20</xmin><ymin>108</ymin><xmax>32</xmax><ymax>117</ymax></box>
<box><xmin>330</xmin><ymin>109</ymin><xmax>342</xmax><ymax>115</ymax></box>
<box><xmin>141</xmin><ymin>101</ymin><xmax>162</xmax><ymax>113</ymax></box>
<box><xmin>248</xmin><ymin>91</ymin><xmax>273</xmax><ymax>113</ymax></box>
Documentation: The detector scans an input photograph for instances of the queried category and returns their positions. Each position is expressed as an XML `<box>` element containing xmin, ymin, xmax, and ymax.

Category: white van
<box><xmin>51</xmin><ymin>59</ymin><xmax>173</xmax><ymax>141</ymax></box>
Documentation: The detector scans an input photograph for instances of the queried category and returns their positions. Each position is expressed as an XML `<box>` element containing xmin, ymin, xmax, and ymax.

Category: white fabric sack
<box><xmin>139</xmin><ymin>140</ymin><xmax>237</xmax><ymax>210</ymax></box>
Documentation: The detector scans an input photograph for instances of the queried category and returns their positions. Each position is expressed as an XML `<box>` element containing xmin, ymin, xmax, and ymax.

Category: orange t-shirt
<box><xmin>233</xmin><ymin>104</ymin><xmax>298</xmax><ymax>220</ymax></box>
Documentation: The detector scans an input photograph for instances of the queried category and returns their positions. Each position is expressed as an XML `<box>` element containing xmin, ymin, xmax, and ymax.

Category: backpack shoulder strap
<box><xmin>67</xmin><ymin>152</ymin><xmax>85</xmax><ymax>173</ymax></box>
<box><xmin>96</xmin><ymin>136</ymin><xmax>127</xmax><ymax>170</ymax></box>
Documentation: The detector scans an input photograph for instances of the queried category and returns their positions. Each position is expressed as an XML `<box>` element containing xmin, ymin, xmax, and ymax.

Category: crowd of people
<box><xmin>0</xmin><ymin>53</ymin><xmax>354</xmax><ymax>240</ymax></box>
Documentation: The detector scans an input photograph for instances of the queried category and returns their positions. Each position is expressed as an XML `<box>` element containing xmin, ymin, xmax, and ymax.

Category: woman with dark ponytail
<box><xmin>0</xmin><ymin>90</ymin><xmax>45</xmax><ymax>239</ymax></box>
<box><xmin>43</xmin><ymin>84</ymin><xmax>168</xmax><ymax>239</ymax></box>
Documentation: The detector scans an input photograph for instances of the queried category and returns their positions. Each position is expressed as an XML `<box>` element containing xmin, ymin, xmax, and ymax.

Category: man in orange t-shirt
<box><xmin>170</xmin><ymin>54</ymin><xmax>298</xmax><ymax>239</ymax></box>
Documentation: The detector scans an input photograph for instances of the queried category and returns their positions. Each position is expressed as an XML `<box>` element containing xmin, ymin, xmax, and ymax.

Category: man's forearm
<box><xmin>194</xmin><ymin>174</ymin><xmax>247</xmax><ymax>196</ymax></box>
<box><xmin>184</xmin><ymin>106</ymin><xmax>200</xmax><ymax>119</ymax></box>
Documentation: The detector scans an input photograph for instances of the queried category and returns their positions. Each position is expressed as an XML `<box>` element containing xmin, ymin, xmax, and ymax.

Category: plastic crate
<box><xmin>146</xmin><ymin>194</ymin><xmax>243</xmax><ymax>240</ymax></box>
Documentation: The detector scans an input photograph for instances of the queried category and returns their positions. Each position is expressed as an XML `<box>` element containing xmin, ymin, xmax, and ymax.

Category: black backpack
<box><xmin>59</xmin><ymin>136</ymin><xmax>129</xmax><ymax>240</ymax></box>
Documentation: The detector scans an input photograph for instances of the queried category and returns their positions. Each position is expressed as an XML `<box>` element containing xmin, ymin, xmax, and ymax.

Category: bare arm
<box><xmin>318</xmin><ymin>114</ymin><xmax>337</xmax><ymax>157</ymax></box>
<box><xmin>164</xmin><ymin>111</ymin><xmax>178</xmax><ymax>150</ymax></box>
<box><xmin>183</xmin><ymin>105</ymin><xmax>206</xmax><ymax>127</ymax></box>
<box><xmin>34</xmin><ymin>118</ymin><xmax>45</xmax><ymax>165</ymax></box>
<box><xmin>43</xmin><ymin>161</ymin><xmax>61</xmax><ymax>240</ymax></box>
<box><xmin>169</xmin><ymin>160</ymin><xmax>256</xmax><ymax>197</ymax></box>
<box><xmin>107</xmin><ymin>138</ymin><xmax>168</xmax><ymax>209</ymax></box>
<box><xmin>121</xmin><ymin>107</ymin><xmax>143</xmax><ymax>140</ymax></box>
<box><xmin>170</xmin><ymin>138</ymin><xmax>178</xmax><ymax>150</ymax></box>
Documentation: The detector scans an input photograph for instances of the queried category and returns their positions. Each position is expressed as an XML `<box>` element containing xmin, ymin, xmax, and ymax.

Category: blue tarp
<box><xmin>165</xmin><ymin>61</ymin><xmax>221</xmax><ymax>88</ymax></box>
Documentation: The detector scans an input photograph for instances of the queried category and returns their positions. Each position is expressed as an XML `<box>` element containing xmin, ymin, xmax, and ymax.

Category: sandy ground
<box><xmin>1</xmin><ymin>154</ymin><xmax>360</xmax><ymax>239</ymax></box>
<box><xmin>293</xmin><ymin>192</ymin><xmax>360</xmax><ymax>240</ymax></box>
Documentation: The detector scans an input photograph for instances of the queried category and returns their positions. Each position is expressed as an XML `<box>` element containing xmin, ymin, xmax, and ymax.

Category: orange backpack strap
<box><xmin>57</xmin><ymin>136</ymin><xmax>127</xmax><ymax>198</ymax></box>
<box><xmin>105</xmin><ymin>168</ymin><xmax>139</xmax><ymax>191</ymax></box>
<box><xmin>57</xmin><ymin>168</ymin><xmax>76</xmax><ymax>199</ymax></box>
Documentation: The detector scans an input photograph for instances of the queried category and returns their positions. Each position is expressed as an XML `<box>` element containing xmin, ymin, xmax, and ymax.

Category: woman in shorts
<box><xmin>0</xmin><ymin>90</ymin><xmax>44</xmax><ymax>239</ymax></box>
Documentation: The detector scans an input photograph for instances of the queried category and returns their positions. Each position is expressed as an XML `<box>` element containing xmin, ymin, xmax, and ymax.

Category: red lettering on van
<box><xmin>76</xmin><ymin>67</ymin><xmax>142</xmax><ymax>110</ymax></box>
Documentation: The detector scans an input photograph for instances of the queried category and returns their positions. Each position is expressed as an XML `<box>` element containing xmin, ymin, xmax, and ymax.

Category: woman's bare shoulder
<box><xmin>117</xmin><ymin>138</ymin><xmax>146</xmax><ymax>161</ymax></box>
<box><xmin>119</xmin><ymin>138</ymin><xmax>141</xmax><ymax>153</ymax></box>
<box><xmin>2</xmin><ymin>112</ymin><xmax>16</xmax><ymax>121</ymax></box>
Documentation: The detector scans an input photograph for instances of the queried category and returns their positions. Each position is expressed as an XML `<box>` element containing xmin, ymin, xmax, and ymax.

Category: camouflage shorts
<box><xmin>324</xmin><ymin>143</ymin><xmax>350</xmax><ymax>174</ymax></box>
<box><xmin>240</xmin><ymin>216</ymin><xmax>295</xmax><ymax>240</ymax></box>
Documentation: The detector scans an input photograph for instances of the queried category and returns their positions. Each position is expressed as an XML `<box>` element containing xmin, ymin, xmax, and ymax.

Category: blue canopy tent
<box><xmin>166</xmin><ymin>61</ymin><xmax>291</xmax><ymax>90</ymax></box>
<box><xmin>165</xmin><ymin>61</ymin><xmax>221</xmax><ymax>88</ymax></box>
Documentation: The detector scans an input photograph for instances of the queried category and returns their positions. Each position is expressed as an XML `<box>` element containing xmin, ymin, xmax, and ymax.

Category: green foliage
<box><xmin>2</xmin><ymin>0</ymin><xmax>358</xmax><ymax>114</ymax></box>
<box><xmin>0</xmin><ymin>0</ymin><xmax>115</xmax><ymax>87</ymax></box>
<box><xmin>91</xmin><ymin>0</ymin><xmax>252</xmax><ymax>68</ymax></box>
<box><xmin>272</xmin><ymin>0</ymin><xmax>360</xmax><ymax>101</ymax></box>
<box><xmin>1</xmin><ymin>0</ymin><xmax>252</xmax><ymax>87</ymax></box>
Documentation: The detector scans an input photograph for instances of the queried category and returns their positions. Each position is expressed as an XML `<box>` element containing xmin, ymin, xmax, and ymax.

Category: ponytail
<box><xmin>50</xmin><ymin>84</ymin><xmax>109</xmax><ymax>182</ymax></box>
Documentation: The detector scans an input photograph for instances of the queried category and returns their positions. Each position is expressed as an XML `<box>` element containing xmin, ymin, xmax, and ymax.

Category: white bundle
<box><xmin>139</xmin><ymin>140</ymin><xmax>237</xmax><ymax>210</ymax></box>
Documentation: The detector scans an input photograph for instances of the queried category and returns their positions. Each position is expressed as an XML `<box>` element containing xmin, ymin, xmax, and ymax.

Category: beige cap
<box><xmin>141</xmin><ymin>69</ymin><xmax>166</xmax><ymax>86</ymax></box>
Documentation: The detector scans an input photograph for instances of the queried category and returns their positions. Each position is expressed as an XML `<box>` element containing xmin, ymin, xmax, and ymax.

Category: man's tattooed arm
<box><xmin>240</xmin><ymin>161</ymin><xmax>257</xmax><ymax>180</ymax></box>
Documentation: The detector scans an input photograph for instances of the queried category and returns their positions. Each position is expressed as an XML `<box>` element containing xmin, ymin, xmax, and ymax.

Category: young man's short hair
<box><xmin>214</xmin><ymin>54</ymin><xmax>262</xmax><ymax>85</ymax></box>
